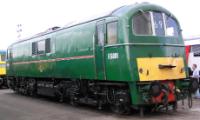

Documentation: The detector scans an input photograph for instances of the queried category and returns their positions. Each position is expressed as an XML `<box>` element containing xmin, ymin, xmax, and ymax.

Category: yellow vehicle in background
<box><xmin>0</xmin><ymin>50</ymin><xmax>6</xmax><ymax>88</ymax></box>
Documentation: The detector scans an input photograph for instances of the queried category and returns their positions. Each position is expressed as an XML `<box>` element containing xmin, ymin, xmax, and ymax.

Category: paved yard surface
<box><xmin>0</xmin><ymin>89</ymin><xmax>200</xmax><ymax>120</ymax></box>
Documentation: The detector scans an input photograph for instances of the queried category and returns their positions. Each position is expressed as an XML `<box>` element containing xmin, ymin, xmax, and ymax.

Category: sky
<box><xmin>0</xmin><ymin>0</ymin><xmax>200</xmax><ymax>49</ymax></box>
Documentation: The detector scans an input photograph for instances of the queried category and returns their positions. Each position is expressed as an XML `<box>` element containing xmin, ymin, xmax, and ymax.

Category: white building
<box><xmin>184</xmin><ymin>37</ymin><xmax>200</xmax><ymax>70</ymax></box>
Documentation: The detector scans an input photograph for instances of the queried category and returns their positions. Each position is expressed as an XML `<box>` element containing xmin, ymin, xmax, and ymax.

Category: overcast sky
<box><xmin>0</xmin><ymin>0</ymin><xmax>199</xmax><ymax>49</ymax></box>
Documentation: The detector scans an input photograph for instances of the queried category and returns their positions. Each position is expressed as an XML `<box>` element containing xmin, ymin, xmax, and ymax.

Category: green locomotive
<box><xmin>6</xmin><ymin>3</ymin><xmax>198</xmax><ymax>115</ymax></box>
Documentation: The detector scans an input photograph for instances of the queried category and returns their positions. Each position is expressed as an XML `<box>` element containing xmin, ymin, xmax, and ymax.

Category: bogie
<box><xmin>8</xmin><ymin>77</ymin><xmax>131</xmax><ymax>114</ymax></box>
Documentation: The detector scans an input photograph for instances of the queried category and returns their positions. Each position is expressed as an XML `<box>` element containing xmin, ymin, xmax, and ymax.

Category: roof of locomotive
<box><xmin>9</xmin><ymin>2</ymin><xmax>176</xmax><ymax>48</ymax></box>
<box><xmin>113</xmin><ymin>2</ymin><xmax>175</xmax><ymax>17</ymax></box>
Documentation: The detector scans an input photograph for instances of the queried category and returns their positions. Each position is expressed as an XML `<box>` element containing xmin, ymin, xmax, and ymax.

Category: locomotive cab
<box><xmin>130</xmin><ymin>8</ymin><xmax>185</xmax><ymax>81</ymax></box>
<box><xmin>102</xmin><ymin>3</ymin><xmax>198</xmax><ymax>111</ymax></box>
<box><xmin>125</xmin><ymin>5</ymin><xmax>197</xmax><ymax>109</ymax></box>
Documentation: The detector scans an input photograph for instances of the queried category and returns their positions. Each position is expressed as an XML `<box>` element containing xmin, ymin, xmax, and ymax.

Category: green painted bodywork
<box><xmin>7</xmin><ymin>3</ymin><xmax>187</xmax><ymax>106</ymax></box>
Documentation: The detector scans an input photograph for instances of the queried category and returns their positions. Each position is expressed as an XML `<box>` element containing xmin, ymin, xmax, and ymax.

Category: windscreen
<box><xmin>133</xmin><ymin>11</ymin><xmax>179</xmax><ymax>37</ymax></box>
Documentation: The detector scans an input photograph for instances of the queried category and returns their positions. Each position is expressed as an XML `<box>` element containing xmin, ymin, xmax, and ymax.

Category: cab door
<box><xmin>95</xmin><ymin>20</ymin><xmax>106</xmax><ymax>80</ymax></box>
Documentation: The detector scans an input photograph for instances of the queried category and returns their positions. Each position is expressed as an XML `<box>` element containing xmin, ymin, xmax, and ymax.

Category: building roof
<box><xmin>184</xmin><ymin>37</ymin><xmax>200</xmax><ymax>45</ymax></box>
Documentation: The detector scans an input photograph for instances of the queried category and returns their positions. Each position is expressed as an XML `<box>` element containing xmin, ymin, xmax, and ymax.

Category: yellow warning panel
<box><xmin>0</xmin><ymin>61</ymin><xmax>6</xmax><ymax>76</ymax></box>
<box><xmin>137</xmin><ymin>57</ymin><xmax>186</xmax><ymax>81</ymax></box>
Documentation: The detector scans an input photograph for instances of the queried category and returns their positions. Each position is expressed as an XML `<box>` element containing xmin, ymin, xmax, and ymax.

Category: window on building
<box><xmin>107</xmin><ymin>22</ymin><xmax>118</xmax><ymax>44</ymax></box>
<box><xmin>133</xmin><ymin>12</ymin><xmax>152</xmax><ymax>35</ymax></box>
<box><xmin>191</xmin><ymin>45</ymin><xmax>200</xmax><ymax>57</ymax></box>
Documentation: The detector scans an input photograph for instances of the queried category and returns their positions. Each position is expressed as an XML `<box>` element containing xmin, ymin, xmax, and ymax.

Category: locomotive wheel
<box><xmin>54</xmin><ymin>86</ymin><xmax>64</xmax><ymax>102</ymax></box>
<box><xmin>110</xmin><ymin>102</ymin><xmax>130</xmax><ymax>114</ymax></box>
<box><xmin>7</xmin><ymin>79</ymin><xmax>12</xmax><ymax>89</ymax></box>
<box><xmin>70</xmin><ymin>95</ymin><xmax>78</xmax><ymax>106</ymax></box>
<box><xmin>139</xmin><ymin>107</ymin><xmax>144</xmax><ymax>117</ymax></box>
<box><xmin>0</xmin><ymin>78</ymin><xmax>4</xmax><ymax>88</ymax></box>
<box><xmin>27</xmin><ymin>79</ymin><xmax>37</xmax><ymax>96</ymax></box>
<box><xmin>189</xmin><ymin>79</ymin><xmax>199</xmax><ymax>93</ymax></box>
<box><xmin>172</xmin><ymin>101</ymin><xmax>178</xmax><ymax>111</ymax></box>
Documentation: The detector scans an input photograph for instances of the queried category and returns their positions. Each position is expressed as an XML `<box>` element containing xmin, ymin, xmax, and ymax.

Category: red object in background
<box><xmin>152</xmin><ymin>81</ymin><xmax>175</xmax><ymax>104</ymax></box>
<box><xmin>185</xmin><ymin>45</ymin><xmax>191</xmax><ymax>62</ymax></box>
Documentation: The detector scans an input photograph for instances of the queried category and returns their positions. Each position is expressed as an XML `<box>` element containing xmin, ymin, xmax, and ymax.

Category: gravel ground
<box><xmin>0</xmin><ymin>89</ymin><xmax>200</xmax><ymax>120</ymax></box>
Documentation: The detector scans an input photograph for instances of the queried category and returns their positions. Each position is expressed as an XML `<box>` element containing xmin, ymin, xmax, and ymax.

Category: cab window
<box><xmin>107</xmin><ymin>22</ymin><xmax>118</xmax><ymax>44</ymax></box>
<box><xmin>133</xmin><ymin>12</ymin><xmax>152</xmax><ymax>35</ymax></box>
<box><xmin>97</xmin><ymin>24</ymin><xmax>105</xmax><ymax>46</ymax></box>
<box><xmin>166</xmin><ymin>15</ymin><xmax>179</xmax><ymax>37</ymax></box>
<box><xmin>132</xmin><ymin>11</ymin><xmax>180</xmax><ymax>37</ymax></box>
<box><xmin>153</xmin><ymin>12</ymin><xmax>165</xmax><ymax>36</ymax></box>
